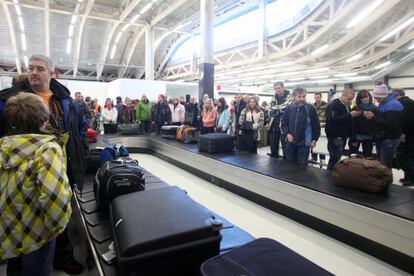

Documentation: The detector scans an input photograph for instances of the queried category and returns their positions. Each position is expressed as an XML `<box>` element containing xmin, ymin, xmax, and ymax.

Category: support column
<box><xmin>199</xmin><ymin>0</ymin><xmax>214</xmax><ymax>100</ymax></box>
<box><xmin>145</xmin><ymin>25</ymin><xmax>154</xmax><ymax>80</ymax></box>
<box><xmin>258</xmin><ymin>0</ymin><xmax>267</xmax><ymax>59</ymax></box>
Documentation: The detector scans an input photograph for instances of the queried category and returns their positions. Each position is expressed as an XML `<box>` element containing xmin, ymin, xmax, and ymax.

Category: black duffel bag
<box><xmin>94</xmin><ymin>159</ymin><xmax>145</xmax><ymax>211</ymax></box>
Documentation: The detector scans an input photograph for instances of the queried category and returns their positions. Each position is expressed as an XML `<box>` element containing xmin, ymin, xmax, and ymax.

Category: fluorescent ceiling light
<box><xmin>346</xmin><ymin>53</ymin><xmax>363</xmax><ymax>63</ymax></box>
<box><xmin>347</xmin><ymin>0</ymin><xmax>383</xmax><ymax>28</ymax></box>
<box><xmin>140</xmin><ymin>3</ymin><xmax>153</xmax><ymax>14</ymax></box>
<box><xmin>78</xmin><ymin>0</ymin><xmax>83</xmax><ymax>2</ymax></box>
<box><xmin>305</xmin><ymin>67</ymin><xmax>330</xmax><ymax>73</ymax></box>
<box><xmin>130</xmin><ymin>14</ymin><xmax>140</xmax><ymax>24</ymax></box>
<box><xmin>23</xmin><ymin>56</ymin><xmax>28</xmax><ymax>68</ymax></box>
<box><xmin>334</xmin><ymin>73</ymin><xmax>358</xmax><ymax>77</ymax></box>
<box><xmin>315</xmin><ymin>79</ymin><xmax>333</xmax><ymax>83</ymax></box>
<box><xmin>71</xmin><ymin>15</ymin><xmax>78</xmax><ymax>25</ymax></box>
<box><xmin>115</xmin><ymin>32</ymin><xmax>123</xmax><ymax>43</ymax></box>
<box><xmin>66</xmin><ymin>38</ymin><xmax>72</xmax><ymax>54</ymax></box>
<box><xmin>380</xmin><ymin>16</ymin><xmax>414</xmax><ymax>41</ymax></box>
<box><xmin>21</xmin><ymin>33</ymin><xmax>26</xmax><ymax>51</ymax></box>
<box><xmin>121</xmin><ymin>23</ymin><xmax>131</xmax><ymax>32</ymax></box>
<box><xmin>311</xmin><ymin>44</ymin><xmax>328</xmax><ymax>56</ymax></box>
<box><xmin>110</xmin><ymin>45</ymin><xmax>117</xmax><ymax>59</ymax></box>
<box><xmin>374</xmin><ymin>61</ymin><xmax>391</xmax><ymax>69</ymax></box>
<box><xmin>18</xmin><ymin>16</ymin><xmax>24</xmax><ymax>31</ymax></box>
<box><xmin>68</xmin><ymin>24</ymin><xmax>74</xmax><ymax>38</ymax></box>
<box><xmin>288</xmin><ymin>77</ymin><xmax>306</xmax><ymax>81</ymax></box>
<box><xmin>14</xmin><ymin>5</ymin><xmax>21</xmax><ymax>16</ymax></box>
<box><xmin>309</xmin><ymin>75</ymin><xmax>329</xmax><ymax>79</ymax></box>
<box><xmin>74</xmin><ymin>4</ymin><xmax>81</xmax><ymax>14</ymax></box>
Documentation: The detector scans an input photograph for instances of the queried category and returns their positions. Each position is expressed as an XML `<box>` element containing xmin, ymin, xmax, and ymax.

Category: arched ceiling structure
<box><xmin>0</xmin><ymin>0</ymin><xmax>413</xmax><ymax>84</ymax></box>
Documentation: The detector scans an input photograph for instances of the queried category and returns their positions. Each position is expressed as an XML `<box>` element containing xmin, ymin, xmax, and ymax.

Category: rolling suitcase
<box><xmin>94</xmin><ymin>159</ymin><xmax>145</xmax><ymax>211</ymax></box>
<box><xmin>198</xmin><ymin>133</ymin><xmax>234</xmax><ymax>153</ymax></box>
<box><xmin>118</xmin><ymin>124</ymin><xmax>140</xmax><ymax>135</ymax></box>
<box><xmin>333</xmin><ymin>156</ymin><xmax>392</xmax><ymax>193</ymax></box>
<box><xmin>200</xmin><ymin>238</ymin><xmax>332</xmax><ymax>276</ymax></box>
<box><xmin>110</xmin><ymin>186</ymin><xmax>222</xmax><ymax>276</ymax></box>
<box><xmin>160</xmin><ymin>125</ymin><xmax>179</xmax><ymax>139</ymax></box>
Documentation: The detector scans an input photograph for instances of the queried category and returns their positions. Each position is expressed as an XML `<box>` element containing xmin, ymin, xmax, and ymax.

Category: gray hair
<box><xmin>29</xmin><ymin>54</ymin><xmax>55</xmax><ymax>72</ymax></box>
<box><xmin>292</xmin><ymin>86</ymin><xmax>307</xmax><ymax>97</ymax></box>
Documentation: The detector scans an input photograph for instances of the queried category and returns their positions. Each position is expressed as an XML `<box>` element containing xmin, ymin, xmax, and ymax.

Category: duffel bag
<box><xmin>333</xmin><ymin>156</ymin><xmax>392</xmax><ymax>193</ymax></box>
<box><xmin>94</xmin><ymin>159</ymin><xmax>145</xmax><ymax>211</ymax></box>
<box><xmin>183</xmin><ymin>126</ymin><xmax>199</xmax><ymax>143</ymax></box>
<box><xmin>118</xmin><ymin>124</ymin><xmax>141</xmax><ymax>135</ymax></box>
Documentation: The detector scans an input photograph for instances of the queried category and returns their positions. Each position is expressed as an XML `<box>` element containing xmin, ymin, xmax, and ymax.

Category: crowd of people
<box><xmin>1</xmin><ymin>53</ymin><xmax>414</xmax><ymax>276</ymax></box>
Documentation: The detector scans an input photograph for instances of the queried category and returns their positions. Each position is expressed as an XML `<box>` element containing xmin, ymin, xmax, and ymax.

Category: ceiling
<box><xmin>0</xmin><ymin>0</ymin><xmax>414</xmax><ymax>85</ymax></box>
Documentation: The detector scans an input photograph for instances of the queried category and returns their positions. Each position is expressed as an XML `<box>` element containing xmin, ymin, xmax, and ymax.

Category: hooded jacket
<box><xmin>377</xmin><ymin>93</ymin><xmax>404</xmax><ymax>140</ymax></box>
<box><xmin>0</xmin><ymin>134</ymin><xmax>72</xmax><ymax>260</ymax></box>
<box><xmin>0</xmin><ymin>78</ymin><xmax>86</xmax><ymax>189</ymax></box>
<box><xmin>136</xmin><ymin>100</ymin><xmax>152</xmax><ymax>122</ymax></box>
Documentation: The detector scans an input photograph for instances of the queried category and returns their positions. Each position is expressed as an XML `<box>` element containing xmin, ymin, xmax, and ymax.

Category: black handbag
<box><xmin>241</xmin><ymin>113</ymin><xmax>254</xmax><ymax>131</ymax></box>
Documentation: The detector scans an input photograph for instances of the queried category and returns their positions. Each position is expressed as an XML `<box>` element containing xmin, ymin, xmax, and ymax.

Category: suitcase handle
<box><xmin>104</xmin><ymin>160</ymin><xmax>139</xmax><ymax>172</ymax></box>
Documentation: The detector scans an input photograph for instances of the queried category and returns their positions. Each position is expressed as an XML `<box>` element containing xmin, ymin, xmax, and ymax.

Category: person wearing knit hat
<box><xmin>374</xmin><ymin>83</ymin><xmax>404</xmax><ymax>169</ymax></box>
<box><xmin>372</xmin><ymin>84</ymin><xmax>390</xmax><ymax>99</ymax></box>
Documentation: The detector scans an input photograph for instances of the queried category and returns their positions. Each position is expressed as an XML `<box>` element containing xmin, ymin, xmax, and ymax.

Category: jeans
<box><xmin>378</xmin><ymin>138</ymin><xmax>400</xmax><ymax>168</ymax></box>
<box><xmin>269</xmin><ymin>130</ymin><xmax>286</xmax><ymax>158</ymax></box>
<box><xmin>327</xmin><ymin>137</ymin><xmax>346</xmax><ymax>170</ymax></box>
<box><xmin>22</xmin><ymin>239</ymin><xmax>56</xmax><ymax>276</ymax></box>
<box><xmin>285</xmin><ymin>143</ymin><xmax>310</xmax><ymax>166</ymax></box>
<box><xmin>396</xmin><ymin>142</ymin><xmax>414</xmax><ymax>182</ymax></box>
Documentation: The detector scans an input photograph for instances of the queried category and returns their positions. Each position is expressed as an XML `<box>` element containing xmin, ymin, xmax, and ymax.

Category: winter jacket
<box><xmin>216</xmin><ymin>108</ymin><xmax>231</xmax><ymax>131</ymax></box>
<box><xmin>313</xmin><ymin>101</ymin><xmax>327</xmax><ymax>128</ymax></box>
<box><xmin>234</xmin><ymin>100</ymin><xmax>247</xmax><ymax>127</ymax></box>
<box><xmin>184</xmin><ymin>103</ymin><xmax>199</xmax><ymax>126</ymax></box>
<box><xmin>281</xmin><ymin>103</ymin><xmax>320</xmax><ymax>146</ymax></box>
<box><xmin>202</xmin><ymin>109</ymin><xmax>217</xmax><ymax>128</ymax></box>
<box><xmin>152</xmin><ymin>102</ymin><xmax>171</xmax><ymax>125</ymax></box>
<box><xmin>239</xmin><ymin>108</ymin><xmax>264</xmax><ymax>141</ymax></box>
<box><xmin>0</xmin><ymin>134</ymin><xmax>72</xmax><ymax>260</ymax></box>
<box><xmin>115</xmin><ymin>103</ymin><xmax>124</xmax><ymax>124</ymax></box>
<box><xmin>325</xmin><ymin>98</ymin><xmax>352</xmax><ymax>138</ymax></box>
<box><xmin>120</xmin><ymin>104</ymin><xmax>135</xmax><ymax>124</ymax></box>
<box><xmin>268</xmin><ymin>90</ymin><xmax>293</xmax><ymax>132</ymax></box>
<box><xmin>351</xmin><ymin>104</ymin><xmax>379</xmax><ymax>138</ymax></box>
<box><xmin>102</xmin><ymin>107</ymin><xmax>118</xmax><ymax>124</ymax></box>
<box><xmin>398</xmin><ymin>96</ymin><xmax>414</xmax><ymax>144</ymax></box>
<box><xmin>377</xmin><ymin>93</ymin><xmax>404</xmax><ymax>140</ymax></box>
<box><xmin>171</xmin><ymin>103</ymin><xmax>185</xmax><ymax>124</ymax></box>
<box><xmin>136</xmin><ymin>100</ymin><xmax>151</xmax><ymax>122</ymax></box>
<box><xmin>0</xmin><ymin>78</ymin><xmax>86</xmax><ymax>188</ymax></box>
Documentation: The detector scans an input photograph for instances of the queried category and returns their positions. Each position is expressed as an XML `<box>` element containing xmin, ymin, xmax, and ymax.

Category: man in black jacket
<box><xmin>394</xmin><ymin>89</ymin><xmax>414</xmax><ymax>186</ymax></box>
<box><xmin>267</xmin><ymin>82</ymin><xmax>292</xmax><ymax>158</ymax></box>
<box><xmin>325</xmin><ymin>88</ymin><xmax>360</xmax><ymax>170</ymax></box>
<box><xmin>0</xmin><ymin>54</ymin><xmax>85</xmax><ymax>274</ymax></box>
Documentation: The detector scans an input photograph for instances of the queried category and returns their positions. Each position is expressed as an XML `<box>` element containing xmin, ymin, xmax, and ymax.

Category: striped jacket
<box><xmin>0</xmin><ymin>134</ymin><xmax>72</xmax><ymax>260</ymax></box>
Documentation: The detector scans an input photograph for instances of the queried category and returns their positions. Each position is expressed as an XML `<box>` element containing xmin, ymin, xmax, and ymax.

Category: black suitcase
<box><xmin>110</xmin><ymin>186</ymin><xmax>222</xmax><ymax>276</ymax></box>
<box><xmin>94</xmin><ymin>159</ymin><xmax>145</xmax><ymax>211</ymax></box>
<box><xmin>86</xmin><ymin>148</ymin><xmax>103</xmax><ymax>174</ymax></box>
<box><xmin>198</xmin><ymin>133</ymin><xmax>234</xmax><ymax>153</ymax></box>
<box><xmin>160</xmin><ymin>125</ymin><xmax>179</xmax><ymax>139</ymax></box>
<box><xmin>200</xmin><ymin>238</ymin><xmax>332</xmax><ymax>276</ymax></box>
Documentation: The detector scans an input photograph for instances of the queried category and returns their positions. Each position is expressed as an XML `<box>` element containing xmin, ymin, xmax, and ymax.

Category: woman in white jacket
<box><xmin>171</xmin><ymin>97</ymin><xmax>185</xmax><ymax>125</ymax></box>
<box><xmin>102</xmin><ymin>98</ymin><xmax>118</xmax><ymax>134</ymax></box>
<box><xmin>238</xmin><ymin>97</ymin><xmax>264</xmax><ymax>153</ymax></box>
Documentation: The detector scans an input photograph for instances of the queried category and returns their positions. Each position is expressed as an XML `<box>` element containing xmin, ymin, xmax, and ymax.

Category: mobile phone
<box><xmin>101</xmin><ymin>250</ymin><xmax>116</xmax><ymax>264</ymax></box>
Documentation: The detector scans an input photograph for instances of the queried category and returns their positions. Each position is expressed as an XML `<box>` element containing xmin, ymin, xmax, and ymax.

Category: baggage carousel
<box><xmin>95</xmin><ymin>134</ymin><xmax>414</xmax><ymax>274</ymax></box>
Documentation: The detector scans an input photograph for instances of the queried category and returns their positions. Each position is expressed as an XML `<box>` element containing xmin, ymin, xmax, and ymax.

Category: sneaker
<box><xmin>54</xmin><ymin>258</ymin><xmax>83</xmax><ymax>275</ymax></box>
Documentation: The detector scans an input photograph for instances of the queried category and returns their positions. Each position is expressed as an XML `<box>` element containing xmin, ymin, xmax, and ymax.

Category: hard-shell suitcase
<box><xmin>110</xmin><ymin>186</ymin><xmax>222</xmax><ymax>276</ymax></box>
<box><xmin>94</xmin><ymin>159</ymin><xmax>145</xmax><ymax>211</ymax></box>
<box><xmin>176</xmin><ymin>125</ymin><xmax>200</xmax><ymax>143</ymax></box>
<box><xmin>198</xmin><ymin>133</ymin><xmax>234</xmax><ymax>153</ymax></box>
<box><xmin>200</xmin><ymin>238</ymin><xmax>332</xmax><ymax>276</ymax></box>
<box><xmin>118</xmin><ymin>124</ymin><xmax>140</xmax><ymax>135</ymax></box>
<box><xmin>160</xmin><ymin>125</ymin><xmax>179</xmax><ymax>139</ymax></box>
<box><xmin>333</xmin><ymin>156</ymin><xmax>392</xmax><ymax>193</ymax></box>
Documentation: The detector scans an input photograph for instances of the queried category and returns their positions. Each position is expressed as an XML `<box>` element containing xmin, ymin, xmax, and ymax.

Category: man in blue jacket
<box><xmin>281</xmin><ymin>86</ymin><xmax>320</xmax><ymax>166</ymax></box>
<box><xmin>372</xmin><ymin>83</ymin><xmax>404</xmax><ymax>168</ymax></box>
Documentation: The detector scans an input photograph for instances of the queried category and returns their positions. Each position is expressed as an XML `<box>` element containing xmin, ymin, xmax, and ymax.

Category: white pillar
<box><xmin>258</xmin><ymin>0</ymin><xmax>267</xmax><ymax>59</ymax></box>
<box><xmin>199</xmin><ymin>0</ymin><xmax>214</xmax><ymax>98</ymax></box>
<box><xmin>145</xmin><ymin>25</ymin><xmax>154</xmax><ymax>80</ymax></box>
